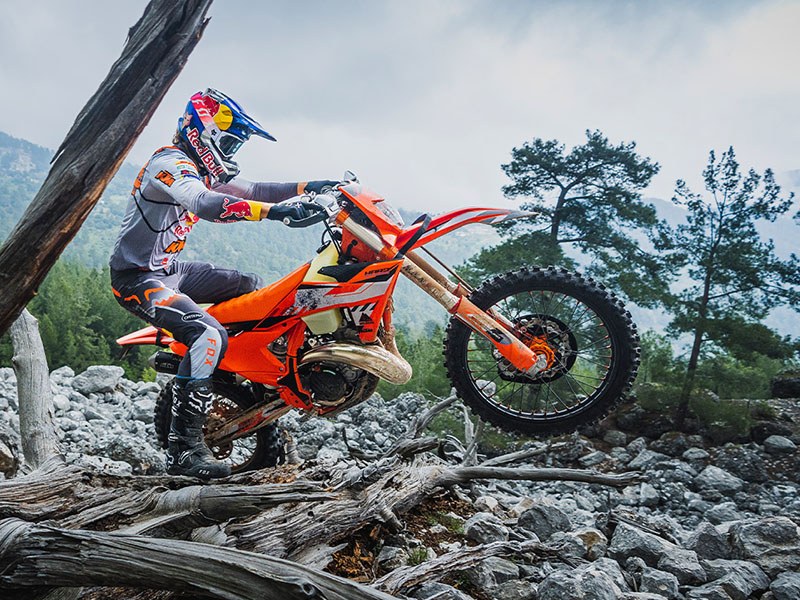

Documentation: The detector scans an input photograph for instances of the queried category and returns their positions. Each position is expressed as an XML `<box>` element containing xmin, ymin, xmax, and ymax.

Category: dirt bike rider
<box><xmin>110</xmin><ymin>88</ymin><xmax>336</xmax><ymax>479</ymax></box>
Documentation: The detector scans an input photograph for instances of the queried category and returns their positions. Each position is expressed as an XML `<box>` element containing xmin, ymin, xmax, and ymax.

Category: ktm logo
<box><xmin>164</xmin><ymin>240</ymin><xmax>186</xmax><ymax>254</ymax></box>
<box><xmin>155</xmin><ymin>170</ymin><xmax>176</xmax><ymax>187</ymax></box>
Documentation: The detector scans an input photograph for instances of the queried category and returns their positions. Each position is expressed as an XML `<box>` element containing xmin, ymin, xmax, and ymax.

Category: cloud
<box><xmin>0</xmin><ymin>0</ymin><xmax>796</xmax><ymax>211</ymax></box>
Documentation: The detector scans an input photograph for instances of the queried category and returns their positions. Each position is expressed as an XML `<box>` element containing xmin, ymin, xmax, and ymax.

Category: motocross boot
<box><xmin>166</xmin><ymin>378</ymin><xmax>231</xmax><ymax>479</ymax></box>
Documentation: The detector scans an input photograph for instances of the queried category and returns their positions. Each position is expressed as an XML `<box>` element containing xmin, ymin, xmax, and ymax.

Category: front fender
<box><xmin>395</xmin><ymin>208</ymin><xmax>536</xmax><ymax>252</ymax></box>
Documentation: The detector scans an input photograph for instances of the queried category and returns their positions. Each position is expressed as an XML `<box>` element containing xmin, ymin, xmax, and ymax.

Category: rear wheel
<box><xmin>444</xmin><ymin>267</ymin><xmax>639</xmax><ymax>435</ymax></box>
<box><xmin>154</xmin><ymin>379</ymin><xmax>285</xmax><ymax>473</ymax></box>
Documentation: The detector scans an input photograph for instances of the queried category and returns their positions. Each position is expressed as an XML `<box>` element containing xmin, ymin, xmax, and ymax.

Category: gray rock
<box><xmin>72</xmin><ymin>454</ymin><xmax>132</xmax><ymax>476</ymax></box>
<box><xmin>463</xmin><ymin>557</ymin><xmax>519</xmax><ymax>590</ymax></box>
<box><xmin>473</xmin><ymin>495</ymin><xmax>499</xmax><ymax>513</ymax></box>
<box><xmin>604</xmin><ymin>429</ymin><xmax>628</xmax><ymax>447</ymax></box>
<box><xmin>651</xmin><ymin>432</ymin><xmax>692</xmax><ymax>457</ymax></box>
<box><xmin>771</xmin><ymin>571</ymin><xmax>800</xmax><ymax>600</ymax></box>
<box><xmin>694</xmin><ymin>466</ymin><xmax>744</xmax><ymax>495</ymax></box>
<box><xmin>685</xmin><ymin>582</ymin><xmax>735</xmax><ymax>600</ymax></box>
<box><xmin>573</xmin><ymin>527</ymin><xmax>608</xmax><ymax>561</ymax></box>
<box><xmin>639</xmin><ymin>483</ymin><xmax>661</xmax><ymax>507</ymax></box>
<box><xmin>136</xmin><ymin>382</ymin><xmax>161</xmax><ymax>396</ymax></box>
<box><xmin>640</xmin><ymin>567</ymin><xmax>680</xmax><ymax>599</ymax></box>
<box><xmin>763</xmin><ymin>435</ymin><xmax>797</xmax><ymax>454</ymax></box>
<box><xmin>700</xmin><ymin>559</ymin><xmax>769</xmax><ymax>600</ymax></box>
<box><xmin>52</xmin><ymin>394</ymin><xmax>70</xmax><ymax>413</ymax></box>
<box><xmin>376</xmin><ymin>545</ymin><xmax>408</xmax><ymax>571</ymax></box>
<box><xmin>628</xmin><ymin>449</ymin><xmax>670</xmax><ymax>470</ymax></box>
<box><xmin>131</xmin><ymin>398</ymin><xmax>155</xmax><ymax>423</ymax></box>
<box><xmin>656</xmin><ymin>548</ymin><xmax>707</xmax><ymax>585</ymax></box>
<box><xmin>622</xmin><ymin>594</ymin><xmax>671</xmax><ymax>600</ymax></box>
<box><xmin>49</xmin><ymin>365</ymin><xmax>74</xmax><ymax>384</ymax></box>
<box><xmin>493</xmin><ymin>580</ymin><xmax>538</xmax><ymax>600</ymax></box>
<box><xmin>714</xmin><ymin>446</ymin><xmax>768</xmax><ymax>483</ymax></box>
<box><xmin>539</xmin><ymin>561</ymin><xmax>626</xmax><ymax>600</ymax></box>
<box><xmin>579</xmin><ymin>450</ymin><xmax>609</xmax><ymax>467</ymax></box>
<box><xmin>549</xmin><ymin>531</ymin><xmax>589</xmax><ymax>560</ymax></box>
<box><xmin>412</xmin><ymin>582</ymin><xmax>476</xmax><ymax>600</ymax></box>
<box><xmin>687</xmin><ymin>522</ymin><xmax>731</xmax><ymax>559</ymax></box>
<box><xmin>464</xmin><ymin>512</ymin><xmax>509</xmax><ymax>544</ymax></box>
<box><xmin>729</xmin><ymin>517</ymin><xmax>800</xmax><ymax>576</ymax></box>
<box><xmin>518</xmin><ymin>504</ymin><xmax>571</xmax><ymax>540</ymax></box>
<box><xmin>72</xmin><ymin>365</ymin><xmax>125</xmax><ymax>394</ymax></box>
<box><xmin>683</xmin><ymin>447</ymin><xmax>710</xmax><ymax>461</ymax></box>
<box><xmin>705</xmin><ymin>501</ymin><xmax>742</xmax><ymax>524</ymax></box>
<box><xmin>608</xmin><ymin>522</ymin><xmax>673</xmax><ymax>565</ymax></box>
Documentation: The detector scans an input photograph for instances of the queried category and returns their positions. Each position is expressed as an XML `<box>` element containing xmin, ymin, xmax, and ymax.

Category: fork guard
<box><xmin>300</xmin><ymin>342</ymin><xmax>413</xmax><ymax>385</ymax></box>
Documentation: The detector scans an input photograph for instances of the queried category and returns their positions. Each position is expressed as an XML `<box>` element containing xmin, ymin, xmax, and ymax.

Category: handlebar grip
<box><xmin>282</xmin><ymin>211</ymin><xmax>327</xmax><ymax>228</ymax></box>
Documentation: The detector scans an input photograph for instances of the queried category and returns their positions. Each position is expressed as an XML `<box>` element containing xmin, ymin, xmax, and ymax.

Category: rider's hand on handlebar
<box><xmin>302</xmin><ymin>180</ymin><xmax>339</xmax><ymax>195</ymax></box>
<box><xmin>266</xmin><ymin>201</ymin><xmax>323</xmax><ymax>224</ymax></box>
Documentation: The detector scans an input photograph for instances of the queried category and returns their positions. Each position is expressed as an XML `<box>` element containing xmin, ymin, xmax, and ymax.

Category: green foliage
<box><xmin>379</xmin><ymin>322</ymin><xmax>451</xmax><ymax>398</ymax></box>
<box><xmin>668</xmin><ymin>147</ymin><xmax>800</xmax><ymax>417</ymax></box>
<box><xmin>426</xmin><ymin>512</ymin><xmax>465</xmax><ymax>535</ymax></box>
<box><xmin>0</xmin><ymin>261</ymin><xmax>151</xmax><ymax>379</ymax></box>
<box><xmin>689</xmin><ymin>394</ymin><xmax>753</xmax><ymax>440</ymax></box>
<box><xmin>466</xmin><ymin>130</ymin><xmax>670</xmax><ymax>306</ymax></box>
<box><xmin>407</xmin><ymin>548</ymin><xmax>429</xmax><ymax>566</ymax></box>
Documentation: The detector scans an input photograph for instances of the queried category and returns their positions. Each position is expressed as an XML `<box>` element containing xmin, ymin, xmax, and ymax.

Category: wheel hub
<box><xmin>494</xmin><ymin>313</ymin><xmax>578</xmax><ymax>383</ymax></box>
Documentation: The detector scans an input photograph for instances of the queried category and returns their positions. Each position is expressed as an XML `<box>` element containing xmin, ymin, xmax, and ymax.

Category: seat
<box><xmin>207</xmin><ymin>263</ymin><xmax>310</xmax><ymax>325</ymax></box>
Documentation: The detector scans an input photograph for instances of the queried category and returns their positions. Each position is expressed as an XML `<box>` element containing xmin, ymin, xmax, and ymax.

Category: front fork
<box><xmin>401</xmin><ymin>251</ymin><xmax>548</xmax><ymax>376</ymax></box>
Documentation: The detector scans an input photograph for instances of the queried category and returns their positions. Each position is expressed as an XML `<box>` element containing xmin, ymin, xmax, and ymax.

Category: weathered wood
<box><xmin>224</xmin><ymin>453</ymin><xmax>642</xmax><ymax>565</ymax></box>
<box><xmin>374</xmin><ymin>539</ymin><xmax>554</xmax><ymax>595</ymax></box>
<box><xmin>0</xmin><ymin>518</ymin><xmax>398</xmax><ymax>600</ymax></box>
<box><xmin>385</xmin><ymin>393</ymin><xmax>458</xmax><ymax>454</ymax></box>
<box><xmin>479</xmin><ymin>441</ymin><xmax>569</xmax><ymax>467</ymax></box>
<box><xmin>0</xmin><ymin>0</ymin><xmax>213</xmax><ymax>335</ymax></box>
<box><xmin>9</xmin><ymin>310</ymin><xmax>59</xmax><ymax>469</ymax></box>
<box><xmin>431</xmin><ymin>465</ymin><xmax>644</xmax><ymax>489</ymax></box>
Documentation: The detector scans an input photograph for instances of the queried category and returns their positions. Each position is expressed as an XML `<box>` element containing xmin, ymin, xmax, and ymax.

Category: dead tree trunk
<box><xmin>0</xmin><ymin>0</ymin><xmax>213</xmax><ymax>335</ymax></box>
<box><xmin>9</xmin><ymin>309</ymin><xmax>60</xmax><ymax>469</ymax></box>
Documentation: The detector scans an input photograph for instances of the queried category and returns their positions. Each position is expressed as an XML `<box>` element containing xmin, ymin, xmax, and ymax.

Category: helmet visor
<box><xmin>217</xmin><ymin>132</ymin><xmax>245</xmax><ymax>158</ymax></box>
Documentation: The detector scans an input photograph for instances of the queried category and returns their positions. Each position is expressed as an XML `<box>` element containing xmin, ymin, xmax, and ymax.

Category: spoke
<box><xmin>547</xmin><ymin>385</ymin><xmax>573</xmax><ymax>412</ymax></box>
<box><xmin>565</xmin><ymin>372</ymin><xmax>595</xmax><ymax>396</ymax></box>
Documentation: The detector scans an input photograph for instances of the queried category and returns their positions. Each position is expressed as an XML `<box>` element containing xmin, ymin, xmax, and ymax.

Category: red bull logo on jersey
<box><xmin>186</xmin><ymin>128</ymin><xmax>225</xmax><ymax>178</ymax></box>
<box><xmin>219</xmin><ymin>198</ymin><xmax>254</xmax><ymax>220</ymax></box>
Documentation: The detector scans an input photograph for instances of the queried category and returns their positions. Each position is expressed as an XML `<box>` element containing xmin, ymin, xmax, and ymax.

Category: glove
<box><xmin>303</xmin><ymin>180</ymin><xmax>339</xmax><ymax>195</ymax></box>
<box><xmin>266</xmin><ymin>201</ymin><xmax>322</xmax><ymax>222</ymax></box>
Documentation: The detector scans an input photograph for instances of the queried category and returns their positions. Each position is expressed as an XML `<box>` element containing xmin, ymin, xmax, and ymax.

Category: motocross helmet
<box><xmin>177</xmin><ymin>88</ymin><xmax>276</xmax><ymax>183</ymax></box>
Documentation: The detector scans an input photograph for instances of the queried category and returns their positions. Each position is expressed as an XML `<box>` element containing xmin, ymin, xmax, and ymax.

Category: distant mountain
<box><xmin>0</xmin><ymin>132</ymin><xmax>499</xmax><ymax>333</ymax></box>
<box><xmin>2</xmin><ymin>131</ymin><xmax>795</xmax><ymax>339</ymax></box>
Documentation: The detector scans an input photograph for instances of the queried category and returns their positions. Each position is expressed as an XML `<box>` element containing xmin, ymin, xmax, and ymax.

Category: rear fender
<box><xmin>116</xmin><ymin>326</ymin><xmax>174</xmax><ymax>347</ymax></box>
<box><xmin>396</xmin><ymin>208</ymin><xmax>536</xmax><ymax>252</ymax></box>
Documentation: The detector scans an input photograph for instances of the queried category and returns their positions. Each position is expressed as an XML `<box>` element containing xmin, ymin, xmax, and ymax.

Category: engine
<box><xmin>301</xmin><ymin>362</ymin><xmax>367</xmax><ymax>407</ymax></box>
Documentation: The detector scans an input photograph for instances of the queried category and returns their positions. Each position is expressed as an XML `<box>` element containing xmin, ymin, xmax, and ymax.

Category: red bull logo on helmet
<box><xmin>186</xmin><ymin>128</ymin><xmax>226</xmax><ymax>178</ymax></box>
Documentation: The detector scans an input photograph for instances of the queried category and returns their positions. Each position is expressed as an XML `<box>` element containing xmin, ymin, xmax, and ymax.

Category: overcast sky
<box><xmin>1</xmin><ymin>0</ymin><xmax>797</xmax><ymax>211</ymax></box>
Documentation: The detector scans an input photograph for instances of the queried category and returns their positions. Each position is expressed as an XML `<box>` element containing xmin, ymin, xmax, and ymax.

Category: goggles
<box><xmin>216</xmin><ymin>131</ymin><xmax>247</xmax><ymax>158</ymax></box>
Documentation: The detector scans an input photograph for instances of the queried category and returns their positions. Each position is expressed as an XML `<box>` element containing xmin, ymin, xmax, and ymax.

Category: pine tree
<box><xmin>465</xmin><ymin>130</ymin><xmax>670</xmax><ymax>306</ymax></box>
<box><xmin>669</xmin><ymin>147</ymin><xmax>800</xmax><ymax>425</ymax></box>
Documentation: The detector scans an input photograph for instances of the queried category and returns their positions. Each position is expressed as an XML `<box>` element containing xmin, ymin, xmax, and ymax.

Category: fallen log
<box><xmin>0</xmin><ymin>518</ymin><xmax>397</xmax><ymax>600</ymax></box>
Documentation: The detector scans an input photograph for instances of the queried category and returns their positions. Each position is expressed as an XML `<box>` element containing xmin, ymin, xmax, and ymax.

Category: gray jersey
<box><xmin>110</xmin><ymin>146</ymin><xmax>298</xmax><ymax>272</ymax></box>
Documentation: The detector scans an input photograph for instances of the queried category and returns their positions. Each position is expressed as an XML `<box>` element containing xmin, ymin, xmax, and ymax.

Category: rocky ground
<box><xmin>1</xmin><ymin>364</ymin><xmax>799</xmax><ymax>600</ymax></box>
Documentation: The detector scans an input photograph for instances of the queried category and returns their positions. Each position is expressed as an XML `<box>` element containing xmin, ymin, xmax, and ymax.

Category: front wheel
<box><xmin>444</xmin><ymin>267</ymin><xmax>639</xmax><ymax>435</ymax></box>
<box><xmin>154</xmin><ymin>379</ymin><xmax>286</xmax><ymax>474</ymax></box>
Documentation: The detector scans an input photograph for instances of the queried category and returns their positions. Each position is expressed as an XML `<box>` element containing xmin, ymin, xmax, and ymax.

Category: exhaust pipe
<box><xmin>300</xmin><ymin>342</ymin><xmax>412</xmax><ymax>385</ymax></box>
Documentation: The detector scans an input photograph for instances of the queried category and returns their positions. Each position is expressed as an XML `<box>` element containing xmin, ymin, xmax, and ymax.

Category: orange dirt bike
<box><xmin>118</xmin><ymin>174</ymin><xmax>639</xmax><ymax>472</ymax></box>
